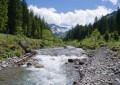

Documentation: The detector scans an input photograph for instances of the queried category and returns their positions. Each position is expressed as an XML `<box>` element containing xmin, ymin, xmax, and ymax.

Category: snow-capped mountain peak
<box><xmin>49</xmin><ymin>24</ymin><xmax>72</xmax><ymax>38</ymax></box>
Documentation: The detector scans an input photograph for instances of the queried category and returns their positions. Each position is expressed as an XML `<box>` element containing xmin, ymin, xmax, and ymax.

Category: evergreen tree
<box><xmin>21</xmin><ymin>0</ymin><xmax>29</xmax><ymax>36</ymax></box>
<box><xmin>7</xmin><ymin>0</ymin><xmax>23</xmax><ymax>35</ymax></box>
<box><xmin>108</xmin><ymin>16</ymin><xmax>117</xmax><ymax>32</ymax></box>
<box><xmin>0</xmin><ymin>0</ymin><xmax>8</xmax><ymax>32</ymax></box>
<box><xmin>116</xmin><ymin>7</ymin><xmax>120</xmax><ymax>35</ymax></box>
<box><xmin>27</xmin><ymin>10</ymin><xmax>34</xmax><ymax>37</ymax></box>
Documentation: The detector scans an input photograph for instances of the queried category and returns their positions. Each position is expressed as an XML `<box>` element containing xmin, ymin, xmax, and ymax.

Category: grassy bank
<box><xmin>0</xmin><ymin>33</ymin><xmax>64</xmax><ymax>60</ymax></box>
<box><xmin>65</xmin><ymin>35</ymin><xmax>120</xmax><ymax>52</ymax></box>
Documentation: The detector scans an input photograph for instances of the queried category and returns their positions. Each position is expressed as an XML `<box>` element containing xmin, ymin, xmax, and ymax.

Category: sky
<box><xmin>27</xmin><ymin>0</ymin><xmax>120</xmax><ymax>26</ymax></box>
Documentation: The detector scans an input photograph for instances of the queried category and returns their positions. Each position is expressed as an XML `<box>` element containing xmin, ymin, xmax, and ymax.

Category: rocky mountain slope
<box><xmin>49</xmin><ymin>24</ymin><xmax>72</xmax><ymax>38</ymax></box>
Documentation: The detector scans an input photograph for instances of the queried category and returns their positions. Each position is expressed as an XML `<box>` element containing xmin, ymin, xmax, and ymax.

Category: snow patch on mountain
<box><xmin>49</xmin><ymin>24</ymin><xmax>72</xmax><ymax>38</ymax></box>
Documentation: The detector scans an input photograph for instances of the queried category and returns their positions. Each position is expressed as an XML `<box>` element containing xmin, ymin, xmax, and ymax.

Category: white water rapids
<box><xmin>0</xmin><ymin>47</ymin><xmax>87</xmax><ymax>85</ymax></box>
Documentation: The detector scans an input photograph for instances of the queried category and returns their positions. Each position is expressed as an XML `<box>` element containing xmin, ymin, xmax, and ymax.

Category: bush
<box><xmin>104</xmin><ymin>31</ymin><xmax>109</xmax><ymax>42</ymax></box>
<box><xmin>14</xmin><ymin>50</ymin><xmax>24</xmax><ymax>57</ymax></box>
<box><xmin>113</xmin><ymin>31</ymin><xmax>119</xmax><ymax>41</ymax></box>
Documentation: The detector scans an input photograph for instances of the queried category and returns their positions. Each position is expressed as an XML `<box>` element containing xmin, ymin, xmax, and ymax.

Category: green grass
<box><xmin>0</xmin><ymin>33</ymin><xmax>64</xmax><ymax>60</ymax></box>
<box><xmin>65</xmin><ymin>35</ymin><xmax>120</xmax><ymax>53</ymax></box>
<box><xmin>65</xmin><ymin>29</ymin><xmax>120</xmax><ymax>53</ymax></box>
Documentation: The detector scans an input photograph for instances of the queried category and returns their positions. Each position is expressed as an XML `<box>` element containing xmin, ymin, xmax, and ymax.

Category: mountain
<box><xmin>106</xmin><ymin>11</ymin><xmax>117</xmax><ymax>19</ymax></box>
<box><xmin>49</xmin><ymin>24</ymin><xmax>72</xmax><ymax>38</ymax></box>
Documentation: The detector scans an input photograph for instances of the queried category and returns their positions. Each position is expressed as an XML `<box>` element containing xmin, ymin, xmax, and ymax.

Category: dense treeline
<box><xmin>0</xmin><ymin>0</ymin><xmax>51</xmax><ymax>39</ymax></box>
<box><xmin>65</xmin><ymin>8</ymin><xmax>120</xmax><ymax>41</ymax></box>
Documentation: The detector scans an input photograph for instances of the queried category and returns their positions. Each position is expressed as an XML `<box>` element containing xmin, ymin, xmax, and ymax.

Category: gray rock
<box><xmin>18</xmin><ymin>41</ymin><xmax>31</xmax><ymax>53</ymax></box>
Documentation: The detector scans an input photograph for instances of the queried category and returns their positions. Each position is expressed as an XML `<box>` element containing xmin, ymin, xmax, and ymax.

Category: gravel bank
<box><xmin>76</xmin><ymin>47</ymin><xmax>120</xmax><ymax>85</ymax></box>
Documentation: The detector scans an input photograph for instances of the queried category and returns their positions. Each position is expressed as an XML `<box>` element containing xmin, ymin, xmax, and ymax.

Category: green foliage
<box><xmin>0</xmin><ymin>0</ymin><xmax>63</xmax><ymax>59</ymax></box>
<box><xmin>0</xmin><ymin>0</ymin><xmax>53</xmax><ymax>40</ymax></box>
<box><xmin>0</xmin><ymin>33</ymin><xmax>64</xmax><ymax>59</ymax></box>
<box><xmin>104</xmin><ymin>31</ymin><xmax>109</xmax><ymax>42</ymax></box>
<box><xmin>21</xmin><ymin>0</ymin><xmax>29</xmax><ymax>35</ymax></box>
<box><xmin>117</xmin><ymin>7</ymin><xmax>120</xmax><ymax>34</ymax></box>
<box><xmin>65</xmin><ymin>7</ymin><xmax>120</xmax><ymax>50</ymax></box>
<box><xmin>14</xmin><ymin>50</ymin><xmax>24</xmax><ymax>57</ymax></box>
<box><xmin>113</xmin><ymin>31</ymin><xmax>119</xmax><ymax>41</ymax></box>
<box><xmin>65</xmin><ymin>24</ymin><xmax>92</xmax><ymax>41</ymax></box>
<box><xmin>0</xmin><ymin>0</ymin><xmax>8</xmax><ymax>32</ymax></box>
<box><xmin>7</xmin><ymin>0</ymin><xmax>22</xmax><ymax>34</ymax></box>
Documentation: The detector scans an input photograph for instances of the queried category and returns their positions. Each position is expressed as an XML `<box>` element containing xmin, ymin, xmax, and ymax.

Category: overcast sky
<box><xmin>27</xmin><ymin>0</ymin><xmax>120</xmax><ymax>26</ymax></box>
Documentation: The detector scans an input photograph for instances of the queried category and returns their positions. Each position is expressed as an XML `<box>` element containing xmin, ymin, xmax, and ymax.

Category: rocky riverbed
<box><xmin>0</xmin><ymin>46</ymin><xmax>120</xmax><ymax>85</ymax></box>
<box><xmin>79</xmin><ymin>47</ymin><xmax>120</xmax><ymax>85</ymax></box>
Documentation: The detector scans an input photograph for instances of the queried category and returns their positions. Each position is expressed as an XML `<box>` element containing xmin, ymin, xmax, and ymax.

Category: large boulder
<box><xmin>18</xmin><ymin>41</ymin><xmax>31</xmax><ymax>53</ymax></box>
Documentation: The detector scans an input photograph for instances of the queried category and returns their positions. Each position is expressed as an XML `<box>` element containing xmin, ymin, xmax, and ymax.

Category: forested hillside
<box><xmin>65</xmin><ymin>8</ymin><xmax>120</xmax><ymax>50</ymax></box>
<box><xmin>0</xmin><ymin>0</ymin><xmax>63</xmax><ymax>59</ymax></box>
<box><xmin>65</xmin><ymin>8</ymin><xmax>120</xmax><ymax>41</ymax></box>
<box><xmin>0</xmin><ymin>0</ymin><xmax>55</xmax><ymax>39</ymax></box>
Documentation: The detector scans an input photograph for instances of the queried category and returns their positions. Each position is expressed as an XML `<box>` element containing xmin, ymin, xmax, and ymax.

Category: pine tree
<box><xmin>108</xmin><ymin>16</ymin><xmax>117</xmax><ymax>32</ymax></box>
<box><xmin>116</xmin><ymin>7</ymin><xmax>120</xmax><ymax>35</ymax></box>
<box><xmin>27</xmin><ymin>10</ymin><xmax>34</xmax><ymax>37</ymax></box>
<box><xmin>0</xmin><ymin>0</ymin><xmax>8</xmax><ymax>32</ymax></box>
<box><xmin>7</xmin><ymin>0</ymin><xmax>23</xmax><ymax>35</ymax></box>
<box><xmin>21</xmin><ymin>0</ymin><xmax>29</xmax><ymax>36</ymax></box>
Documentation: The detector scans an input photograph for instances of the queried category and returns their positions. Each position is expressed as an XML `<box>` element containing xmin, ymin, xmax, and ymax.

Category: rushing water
<box><xmin>0</xmin><ymin>47</ymin><xmax>86</xmax><ymax>85</ymax></box>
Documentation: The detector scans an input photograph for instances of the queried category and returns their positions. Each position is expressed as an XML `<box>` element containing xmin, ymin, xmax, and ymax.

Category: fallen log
<box><xmin>16</xmin><ymin>51</ymin><xmax>36</xmax><ymax>66</ymax></box>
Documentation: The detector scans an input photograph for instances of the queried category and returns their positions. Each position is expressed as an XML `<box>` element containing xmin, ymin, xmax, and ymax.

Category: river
<box><xmin>0</xmin><ymin>46</ymin><xmax>87</xmax><ymax>85</ymax></box>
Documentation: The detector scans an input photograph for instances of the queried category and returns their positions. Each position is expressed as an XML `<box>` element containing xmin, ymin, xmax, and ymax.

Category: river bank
<box><xmin>0</xmin><ymin>46</ymin><xmax>120</xmax><ymax>85</ymax></box>
<box><xmin>0</xmin><ymin>52</ymin><xmax>36</xmax><ymax>71</ymax></box>
<box><xmin>73</xmin><ymin>47</ymin><xmax>120</xmax><ymax>85</ymax></box>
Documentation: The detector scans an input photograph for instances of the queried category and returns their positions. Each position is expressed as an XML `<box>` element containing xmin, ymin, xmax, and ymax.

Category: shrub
<box><xmin>113</xmin><ymin>31</ymin><xmax>119</xmax><ymax>41</ymax></box>
<box><xmin>104</xmin><ymin>31</ymin><xmax>109</xmax><ymax>42</ymax></box>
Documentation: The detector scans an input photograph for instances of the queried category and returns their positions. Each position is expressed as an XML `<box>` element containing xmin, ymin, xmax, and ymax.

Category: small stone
<box><xmin>68</xmin><ymin>59</ymin><xmax>74</xmax><ymax>63</ymax></box>
<box><xmin>79</xmin><ymin>62</ymin><xmax>84</xmax><ymax>65</ymax></box>
<box><xmin>74</xmin><ymin>66</ymin><xmax>79</xmax><ymax>69</ymax></box>
<box><xmin>27</xmin><ymin>62</ymin><xmax>32</xmax><ymax>67</ymax></box>
<box><xmin>34</xmin><ymin>64</ymin><xmax>44</xmax><ymax>68</ymax></box>
<box><xmin>73</xmin><ymin>81</ymin><xmax>77</xmax><ymax>85</ymax></box>
<box><xmin>65</xmin><ymin>62</ymin><xmax>68</xmax><ymax>64</ymax></box>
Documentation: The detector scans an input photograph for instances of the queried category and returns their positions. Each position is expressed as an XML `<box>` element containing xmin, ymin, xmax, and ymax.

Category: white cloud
<box><xmin>110</xmin><ymin>0</ymin><xmax>118</xmax><ymax>5</ymax></box>
<box><xmin>102</xmin><ymin>0</ymin><xmax>118</xmax><ymax>5</ymax></box>
<box><xmin>28</xmin><ymin>5</ymin><xmax>112</xmax><ymax>26</ymax></box>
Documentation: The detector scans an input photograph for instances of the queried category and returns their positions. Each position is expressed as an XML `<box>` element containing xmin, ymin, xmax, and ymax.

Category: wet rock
<box><xmin>74</xmin><ymin>61</ymin><xmax>79</xmax><ymax>65</ymax></box>
<box><xmin>74</xmin><ymin>66</ymin><xmax>79</xmax><ymax>69</ymax></box>
<box><xmin>17</xmin><ymin>62</ymin><xmax>24</xmax><ymax>66</ymax></box>
<box><xmin>27</xmin><ymin>62</ymin><xmax>32</xmax><ymax>67</ymax></box>
<box><xmin>51</xmin><ymin>58</ymin><xmax>55</xmax><ymax>60</ymax></box>
<box><xmin>79</xmin><ymin>62</ymin><xmax>84</xmax><ymax>65</ymax></box>
<box><xmin>65</xmin><ymin>62</ymin><xmax>68</xmax><ymax>64</ymax></box>
<box><xmin>74</xmin><ymin>58</ymin><xmax>87</xmax><ymax>65</ymax></box>
<box><xmin>34</xmin><ymin>64</ymin><xmax>44</xmax><ymax>68</ymax></box>
<box><xmin>68</xmin><ymin>59</ymin><xmax>74</xmax><ymax>63</ymax></box>
<box><xmin>1</xmin><ymin>64</ymin><xmax>7</xmax><ymax>68</ymax></box>
<box><xmin>73</xmin><ymin>81</ymin><xmax>77</xmax><ymax>85</ymax></box>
